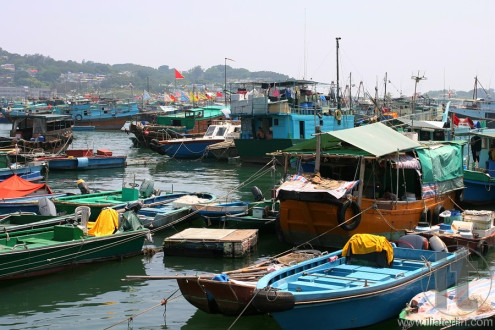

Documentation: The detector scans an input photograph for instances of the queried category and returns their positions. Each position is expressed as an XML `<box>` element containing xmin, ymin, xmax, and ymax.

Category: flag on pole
<box><xmin>175</xmin><ymin>69</ymin><xmax>184</xmax><ymax>79</ymax></box>
<box><xmin>225</xmin><ymin>57</ymin><xmax>235</xmax><ymax>62</ymax></box>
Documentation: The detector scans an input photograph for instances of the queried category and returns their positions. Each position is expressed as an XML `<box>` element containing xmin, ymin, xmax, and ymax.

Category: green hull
<box><xmin>0</xmin><ymin>224</ymin><xmax>148</xmax><ymax>280</ymax></box>
<box><xmin>52</xmin><ymin>189</ymin><xmax>140</xmax><ymax>221</ymax></box>
<box><xmin>234</xmin><ymin>138</ymin><xmax>304</xmax><ymax>163</ymax></box>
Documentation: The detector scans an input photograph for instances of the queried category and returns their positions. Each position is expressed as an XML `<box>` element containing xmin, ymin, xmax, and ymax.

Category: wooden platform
<box><xmin>163</xmin><ymin>228</ymin><xmax>258</xmax><ymax>258</ymax></box>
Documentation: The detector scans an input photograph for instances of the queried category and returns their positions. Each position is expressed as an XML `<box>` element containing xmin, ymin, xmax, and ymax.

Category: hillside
<box><xmin>0</xmin><ymin>48</ymin><xmax>291</xmax><ymax>94</ymax></box>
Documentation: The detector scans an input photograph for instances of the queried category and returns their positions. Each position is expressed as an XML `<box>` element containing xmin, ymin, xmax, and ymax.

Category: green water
<box><xmin>0</xmin><ymin>125</ymin><xmax>494</xmax><ymax>329</ymax></box>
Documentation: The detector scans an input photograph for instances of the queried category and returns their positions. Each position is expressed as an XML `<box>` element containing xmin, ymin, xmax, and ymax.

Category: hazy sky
<box><xmin>2</xmin><ymin>0</ymin><xmax>494</xmax><ymax>96</ymax></box>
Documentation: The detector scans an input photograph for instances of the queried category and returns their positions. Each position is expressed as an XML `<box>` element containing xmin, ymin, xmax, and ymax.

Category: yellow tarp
<box><xmin>87</xmin><ymin>208</ymin><xmax>119</xmax><ymax>237</ymax></box>
<box><xmin>342</xmin><ymin>234</ymin><xmax>394</xmax><ymax>265</ymax></box>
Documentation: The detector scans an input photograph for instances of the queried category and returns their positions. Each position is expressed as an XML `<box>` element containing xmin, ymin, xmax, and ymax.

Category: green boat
<box><xmin>52</xmin><ymin>179</ymin><xmax>163</xmax><ymax>221</ymax></box>
<box><xmin>0</xmin><ymin>209</ymin><xmax>149</xmax><ymax>280</ymax></box>
<box><xmin>219</xmin><ymin>199</ymin><xmax>279</xmax><ymax>232</ymax></box>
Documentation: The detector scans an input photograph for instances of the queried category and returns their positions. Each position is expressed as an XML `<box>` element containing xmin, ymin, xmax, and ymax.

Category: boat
<box><xmin>398</xmin><ymin>275</ymin><xmax>495</xmax><ymax>328</ymax></box>
<box><xmin>37</xmin><ymin>149</ymin><xmax>127</xmax><ymax>170</ymax></box>
<box><xmin>271</xmin><ymin>122</ymin><xmax>466</xmax><ymax>249</ymax></box>
<box><xmin>407</xmin><ymin>209</ymin><xmax>495</xmax><ymax>256</ymax></box>
<box><xmin>230</xmin><ymin>79</ymin><xmax>354</xmax><ymax>164</ymax></box>
<box><xmin>219</xmin><ymin>198</ymin><xmax>279</xmax><ymax>232</ymax></box>
<box><xmin>0</xmin><ymin>113</ymin><xmax>73</xmax><ymax>154</ymax></box>
<box><xmin>51</xmin><ymin>179</ymin><xmax>164</xmax><ymax>221</ymax></box>
<box><xmin>129</xmin><ymin>105</ymin><xmax>228</xmax><ymax>148</ymax></box>
<box><xmin>0</xmin><ymin>175</ymin><xmax>66</xmax><ymax>214</ymax></box>
<box><xmin>252</xmin><ymin>233</ymin><xmax>469</xmax><ymax>330</ymax></box>
<box><xmin>0</xmin><ymin>208</ymin><xmax>150</xmax><ymax>280</ymax></box>
<box><xmin>149</xmin><ymin>120</ymin><xmax>241</xmax><ymax>159</ymax></box>
<box><xmin>206</xmin><ymin>139</ymin><xmax>237</xmax><ymax>160</ymax></box>
<box><xmin>0</xmin><ymin>153</ymin><xmax>46</xmax><ymax>182</ymax></box>
<box><xmin>195</xmin><ymin>201</ymin><xmax>249</xmax><ymax>220</ymax></box>
<box><xmin>122</xmin><ymin>192</ymin><xmax>214</xmax><ymax>231</ymax></box>
<box><xmin>448</xmin><ymin>76</ymin><xmax>495</xmax><ymax>128</ymax></box>
<box><xmin>53</xmin><ymin>97</ymin><xmax>139</xmax><ymax>130</ymax></box>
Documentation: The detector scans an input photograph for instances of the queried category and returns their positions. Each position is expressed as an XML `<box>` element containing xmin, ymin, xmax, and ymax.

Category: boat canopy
<box><xmin>282</xmin><ymin>122</ymin><xmax>420</xmax><ymax>156</ymax></box>
<box><xmin>0</xmin><ymin>175</ymin><xmax>52</xmax><ymax>198</ymax></box>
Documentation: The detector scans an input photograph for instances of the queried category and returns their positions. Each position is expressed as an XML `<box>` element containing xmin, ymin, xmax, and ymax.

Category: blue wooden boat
<box><xmin>53</xmin><ymin>98</ymin><xmax>139</xmax><ymax>130</ymax></box>
<box><xmin>39</xmin><ymin>149</ymin><xmax>127</xmax><ymax>170</ymax></box>
<box><xmin>253</xmin><ymin>234</ymin><xmax>468</xmax><ymax>330</ymax></box>
<box><xmin>150</xmin><ymin>120</ymin><xmax>240</xmax><ymax>158</ymax></box>
<box><xmin>456</xmin><ymin>130</ymin><xmax>495</xmax><ymax>205</ymax></box>
<box><xmin>195</xmin><ymin>201</ymin><xmax>249</xmax><ymax>219</ymax></box>
<box><xmin>0</xmin><ymin>175</ymin><xmax>66</xmax><ymax>215</ymax></box>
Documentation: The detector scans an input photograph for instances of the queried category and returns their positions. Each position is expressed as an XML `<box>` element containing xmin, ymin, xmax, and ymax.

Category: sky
<box><xmin>1</xmin><ymin>0</ymin><xmax>494</xmax><ymax>97</ymax></box>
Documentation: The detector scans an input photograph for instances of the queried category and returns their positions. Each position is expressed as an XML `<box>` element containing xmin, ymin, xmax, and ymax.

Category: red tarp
<box><xmin>0</xmin><ymin>175</ymin><xmax>52</xmax><ymax>199</ymax></box>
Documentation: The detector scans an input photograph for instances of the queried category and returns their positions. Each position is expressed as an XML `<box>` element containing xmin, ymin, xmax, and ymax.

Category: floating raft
<box><xmin>163</xmin><ymin>228</ymin><xmax>258</xmax><ymax>258</ymax></box>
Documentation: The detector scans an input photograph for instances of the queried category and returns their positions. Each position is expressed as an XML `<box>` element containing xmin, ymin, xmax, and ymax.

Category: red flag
<box><xmin>175</xmin><ymin>69</ymin><xmax>184</xmax><ymax>79</ymax></box>
<box><xmin>216</xmin><ymin>91</ymin><xmax>223</xmax><ymax>97</ymax></box>
<box><xmin>169</xmin><ymin>94</ymin><xmax>177</xmax><ymax>101</ymax></box>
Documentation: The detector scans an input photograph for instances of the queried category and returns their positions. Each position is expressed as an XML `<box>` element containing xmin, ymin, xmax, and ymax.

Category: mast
<box><xmin>336</xmin><ymin>37</ymin><xmax>341</xmax><ymax>111</ymax></box>
<box><xmin>383</xmin><ymin>72</ymin><xmax>387</xmax><ymax>108</ymax></box>
<box><xmin>349</xmin><ymin>73</ymin><xmax>352</xmax><ymax>112</ymax></box>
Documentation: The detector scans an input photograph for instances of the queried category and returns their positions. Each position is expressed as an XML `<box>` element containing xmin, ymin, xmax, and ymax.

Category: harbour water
<box><xmin>1</xmin><ymin>124</ymin><xmax>494</xmax><ymax>329</ymax></box>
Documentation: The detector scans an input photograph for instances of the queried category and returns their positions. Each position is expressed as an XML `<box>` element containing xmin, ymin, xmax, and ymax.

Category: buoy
<box><xmin>429</xmin><ymin>235</ymin><xmax>448</xmax><ymax>252</ymax></box>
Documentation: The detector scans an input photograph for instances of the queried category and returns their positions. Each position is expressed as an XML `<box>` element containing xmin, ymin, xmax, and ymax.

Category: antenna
<box><xmin>304</xmin><ymin>9</ymin><xmax>307</xmax><ymax>79</ymax></box>
<box><xmin>411</xmin><ymin>71</ymin><xmax>426</xmax><ymax>113</ymax></box>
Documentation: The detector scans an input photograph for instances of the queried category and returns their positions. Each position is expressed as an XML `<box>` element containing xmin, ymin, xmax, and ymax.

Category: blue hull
<box><xmin>0</xmin><ymin>193</ymin><xmax>67</xmax><ymax>215</ymax></box>
<box><xmin>256</xmin><ymin>247</ymin><xmax>468</xmax><ymax>330</ymax></box>
<box><xmin>47</xmin><ymin>156</ymin><xmax>127</xmax><ymax>170</ymax></box>
<box><xmin>162</xmin><ymin>141</ymin><xmax>218</xmax><ymax>158</ymax></box>
<box><xmin>462</xmin><ymin>179</ymin><xmax>495</xmax><ymax>204</ymax></box>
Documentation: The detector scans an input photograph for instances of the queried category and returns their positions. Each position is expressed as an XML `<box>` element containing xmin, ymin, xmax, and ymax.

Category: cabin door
<box><xmin>299</xmin><ymin>121</ymin><xmax>305</xmax><ymax>139</ymax></box>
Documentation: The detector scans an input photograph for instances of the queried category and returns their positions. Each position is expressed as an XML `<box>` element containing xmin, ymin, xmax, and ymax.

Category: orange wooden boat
<box><xmin>272</xmin><ymin>123</ymin><xmax>465</xmax><ymax>249</ymax></box>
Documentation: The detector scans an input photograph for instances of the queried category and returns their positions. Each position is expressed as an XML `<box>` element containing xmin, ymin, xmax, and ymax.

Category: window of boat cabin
<box><xmin>215</xmin><ymin>126</ymin><xmax>227</xmax><ymax>137</ymax></box>
<box><xmin>204</xmin><ymin>125</ymin><xmax>216</xmax><ymax>136</ymax></box>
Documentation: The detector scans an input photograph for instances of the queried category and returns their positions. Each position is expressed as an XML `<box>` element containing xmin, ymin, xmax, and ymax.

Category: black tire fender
<box><xmin>337</xmin><ymin>200</ymin><xmax>361</xmax><ymax>231</ymax></box>
<box><xmin>432</xmin><ymin>204</ymin><xmax>445</xmax><ymax>225</ymax></box>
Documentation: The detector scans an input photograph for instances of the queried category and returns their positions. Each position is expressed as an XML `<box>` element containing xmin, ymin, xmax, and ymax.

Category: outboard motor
<box><xmin>139</xmin><ymin>179</ymin><xmax>154</xmax><ymax>198</ymax></box>
<box><xmin>251</xmin><ymin>186</ymin><xmax>264</xmax><ymax>202</ymax></box>
<box><xmin>125</xmin><ymin>201</ymin><xmax>143</xmax><ymax>213</ymax></box>
<box><xmin>77</xmin><ymin>179</ymin><xmax>91</xmax><ymax>195</ymax></box>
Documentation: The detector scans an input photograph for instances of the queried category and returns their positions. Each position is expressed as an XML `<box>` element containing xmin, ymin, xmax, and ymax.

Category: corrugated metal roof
<box><xmin>326</xmin><ymin>122</ymin><xmax>421</xmax><ymax>157</ymax></box>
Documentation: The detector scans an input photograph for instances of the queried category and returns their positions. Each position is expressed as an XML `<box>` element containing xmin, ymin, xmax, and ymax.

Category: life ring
<box><xmin>432</xmin><ymin>204</ymin><xmax>445</xmax><ymax>225</ymax></box>
<box><xmin>75</xmin><ymin>114</ymin><xmax>83</xmax><ymax>121</ymax></box>
<box><xmin>335</xmin><ymin>109</ymin><xmax>342</xmax><ymax>121</ymax></box>
<box><xmin>337</xmin><ymin>200</ymin><xmax>361</xmax><ymax>231</ymax></box>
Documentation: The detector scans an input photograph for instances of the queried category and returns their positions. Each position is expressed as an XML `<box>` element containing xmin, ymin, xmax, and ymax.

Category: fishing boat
<box><xmin>271</xmin><ymin>122</ymin><xmax>466</xmax><ymax>249</ymax></box>
<box><xmin>219</xmin><ymin>199</ymin><xmax>279</xmax><ymax>232</ymax></box>
<box><xmin>252</xmin><ymin>234</ymin><xmax>469</xmax><ymax>330</ymax></box>
<box><xmin>230</xmin><ymin>79</ymin><xmax>354</xmax><ymax>164</ymax></box>
<box><xmin>399</xmin><ymin>275</ymin><xmax>495</xmax><ymax>328</ymax></box>
<box><xmin>0</xmin><ymin>113</ymin><xmax>73</xmax><ymax>154</ymax></box>
<box><xmin>122</xmin><ymin>192</ymin><xmax>214</xmax><ymax>231</ymax></box>
<box><xmin>0</xmin><ymin>154</ymin><xmax>46</xmax><ymax>183</ymax></box>
<box><xmin>407</xmin><ymin>209</ymin><xmax>495</xmax><ymax>256</ymax></box>
<box><xmin>51</xmin><ymin>179</ymin><xmax>163</xmax><ymax>221</ymax></box>
<box><xmin>149</xmin><ymin>120</ymin><xmax>241</xmax><ymax>159</ymax></box>
<box><xmin>37</xmin><ymin>149</ymin><xmax>127</xmax><ymax>170</ymax></box>
<box><xmin>0</xmin><ymin>175</ymin><xmax>66</xmax><ymax>214</ymax></box>
<box><xmin>53</xmin><ymin>98</ymin><xmax>139</xmax><ymax>130</ymax></box>
<box><xmin>206</xmin><ymin>139</ymin><xmax>237</xmax><ymax>160</ymax></box>
<box><xmin>129</xmin><ymin>105</ymin><xmax>227</xmax><ymax>148</ymax></box>
<box><xmin>0</xmin><ymin>208</ymin><xmax>150</xmax><ymax>280</ymax></box>
<box><xmin>195</xmin><ymin>201</ymin><xmax>249</xmax><ymax>220</ymax></box>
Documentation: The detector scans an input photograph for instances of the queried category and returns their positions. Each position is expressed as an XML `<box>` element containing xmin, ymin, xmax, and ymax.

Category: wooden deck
<box><xmin>163</xmin><ymin>228</ymin><xmax>258</xmax><ymax>257</ymax></box>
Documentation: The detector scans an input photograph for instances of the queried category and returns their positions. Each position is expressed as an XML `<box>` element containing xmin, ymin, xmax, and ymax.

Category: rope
<box><xmin>448</xmin><ymin>195</ymin><xmax>464</xmax><ymax>212</ymax></box>
<box><xmin>227</xmin><ymin>288</ymin><xmax>262</xmax><ymax>330</ymax></box>
<box><xmin>373</xmin><ymin>205</ymin><xmax>402</xmax><ymax>231</ymax></box>
<box><xmin>103</xmin><ymin>289</ymin><xmax>180</xmax><ymax>329</ymax></box>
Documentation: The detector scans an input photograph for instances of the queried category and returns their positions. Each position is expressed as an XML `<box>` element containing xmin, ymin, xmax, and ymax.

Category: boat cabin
<box><xmin>10</xmin><ymin>114</ymin><xmax>73</xmax><ymax>142</ymax></box>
